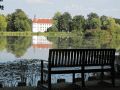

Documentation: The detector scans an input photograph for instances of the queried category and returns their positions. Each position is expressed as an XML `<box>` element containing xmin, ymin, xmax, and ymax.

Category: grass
<box><xmin>0</xmin><ymin>32</ymin><xmax>77</xmax><ymax>37</ymax></box>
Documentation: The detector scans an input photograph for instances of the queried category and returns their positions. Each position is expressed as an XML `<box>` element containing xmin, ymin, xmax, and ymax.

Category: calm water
<box><xmin>0</xmin><ymin>36</ymin><xmax>120</xmax><ymax>87</ymax></box>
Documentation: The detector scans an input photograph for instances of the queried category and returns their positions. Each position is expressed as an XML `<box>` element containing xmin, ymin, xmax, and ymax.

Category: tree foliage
<box><xmin>114</xmin><ymin>18</ymin><xmax>120</xmax><ymax>25</ymax></box>
<box><xmin>86</xmin><ymin>12</ymin><xmax>101</xmax><ymax>29</ymax></box>
<box><xmin>50</xmin><ymin>11</ymin><xmax>120</xmax><ymax>38</ymax></box>
<box><xmin>100</xmin><ymin>15</ymin><xmax>108</xmax><ymax>30</ymax></box>
<box><xmin>58</xmin><ymin>12</ymin><xmax>72</xmax><ymax>32</ymax></box>
<box><xmin>106</xmin><ymin>17</ymin><xmax>116</xmax><ymax>31</ymax></box>
<box><xmin>53</xmin><ymin>11</ymin><xmax>61</xmax><ymax>30</ymax></box>
<box><xmin>53</xmin><ymin>12</ymin><xmax>72</xmax><ymax>32</ymax></box>
<box><xmin>72</xmin><ymin>15</ymin><xmax>85</xmax><ymax>31</ymax></box>
<box><xmin>0</xmin><ymin>14</ymin><xmax>7</xmax><ymax>31</ymax></box>
<box><xmin>7</xmin><ymin>9</ymin><xmax>32</xmax><ymax>32</ymax></box>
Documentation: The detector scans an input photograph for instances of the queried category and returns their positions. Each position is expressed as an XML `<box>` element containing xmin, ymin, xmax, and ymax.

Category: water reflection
<box><xmin>32</xmin><ymin>36</ymin><xmax>52</xmax><ymax>49</ymax></box>
<box><xmin>0</xmin><ymin>36</ymin><xmax>7</xmax><ymax>51</ymax></box>
<box><xmin>1</xmin><ymin>36</ymin><xmax>120</xmax><ymax>58</ymax></box>
<box><xmin>48</xmin><ymin>36</ymin><xmax>120</xmax><ymax>49</ymax></box>
<box><xmin>6</xmin><ymin>36</ymin><xmax>32</xmax><ymax>57</ymax></box>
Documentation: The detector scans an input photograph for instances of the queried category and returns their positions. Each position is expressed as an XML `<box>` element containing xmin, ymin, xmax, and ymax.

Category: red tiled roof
<box><xmin>33</xmin><ymin>18</ymin><xmax>53</xmax><ymax>24</ymax></box>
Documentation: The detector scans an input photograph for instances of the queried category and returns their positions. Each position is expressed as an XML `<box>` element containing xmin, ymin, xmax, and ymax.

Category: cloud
<box><xmin>26</xmin><ymin>0</ymin><xmax>51</xmax><ymax>4</ymax></box>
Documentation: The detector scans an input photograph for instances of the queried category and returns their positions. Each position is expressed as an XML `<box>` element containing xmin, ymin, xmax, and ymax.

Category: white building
<box><xmin>32</xmin><ymin>18</ymin><xmax>53</xmax><ymax>32</ymax></box>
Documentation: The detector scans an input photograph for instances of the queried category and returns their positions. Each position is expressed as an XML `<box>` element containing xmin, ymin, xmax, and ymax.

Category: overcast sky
<box><xmin>1</xmin><ymin>0</ymin><xmax>120</xmax><ymax>19</ymax></box>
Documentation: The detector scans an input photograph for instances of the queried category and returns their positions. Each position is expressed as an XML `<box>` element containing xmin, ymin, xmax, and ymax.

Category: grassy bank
<box><xmin>0</xmin><ymin>32</ymin><xmax>77</xmax><ymax>37</ymax></box>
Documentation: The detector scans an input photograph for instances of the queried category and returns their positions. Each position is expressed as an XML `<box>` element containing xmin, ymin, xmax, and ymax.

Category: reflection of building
<box><xmin>32</xmin><ymin>36</ymin><xmax>52</xmax><ymax>49</ymax></box>
<box><xmin>32</xmin><ymin>18</ymin><xmax>53</xmax><ymax>32</ymax></box>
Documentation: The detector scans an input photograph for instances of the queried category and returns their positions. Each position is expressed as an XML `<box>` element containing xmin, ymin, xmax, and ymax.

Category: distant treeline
<box><xmin>0</xmin><ymin>9</ymin><xmax>120</xmax><ymax>35</ymax></box>
<box><xmin>47</xmin><ymin>12</ymin><xmax>120</xmax><ymax>33</ymax></box>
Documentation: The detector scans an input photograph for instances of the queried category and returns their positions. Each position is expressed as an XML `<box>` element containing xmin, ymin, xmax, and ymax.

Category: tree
<box><xmin>86</xmin><ymin>12</ymin><xmax>101</xmax><ymax>29</ymax></box>
<box><xmin>53</xmin><ymin>12</ymin><xmax>61</xmax><ymax>29</ymax></box>
<box><xmin>87</xmin><ymin>12</ymin><xmax>99</xmax><ymax>19</ymax></box>
<box><xmin>58</xmin><ymin>12</ymin><xmax>72</xmax><ymax>32</ymax></box>
<box><xmin>106</xmin><ymin>17</ymin><xmax>116</xmax><ymax>30</ymax></box>
<box><xmin>7</xmin><ymin>9</ymin><xmax>32</xmax><ymax>32</ymax></box>
<box><xmin>0</xmin><ymin>14</ymin><xmax>7</xmax><ymax>31</ymax></box>
<box><xmin>101</xmin><ymin>17</ymin><xmax>117</xmax><ymax>37</ymax></box>
<box><xmin>58</xmin><ymin>15</ymin><xmax>64</xmax><ymax>32</ymax></box>
<box><xmin>63</xmin><ymin>12</ymin><xmax>72</xmax><ymax>32</ymax></box>
<box><xmin>100</xmin><ymin>16</ymin><xmax>118</xmax><ymax>31</ymax></box>
<box><xmin>72</xmin><ymin>15</ymin><xmax>85</xmax><ymax>31</ymax></box>
<box><xmin>114</xmin><ymin>18</ymin><xmax>120</xmax><ymax>25</ymax></box>
<box><xmin>100</xmin><ymin>15</ymin><xmax>108</xmax><ymax>30</ymax></box>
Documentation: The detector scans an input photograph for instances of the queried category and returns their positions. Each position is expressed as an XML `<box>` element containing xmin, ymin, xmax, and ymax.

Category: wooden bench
<box><xmin>41</xmin><ymin>49</ymin><xmax>116</xmax><ymax>90</ymax></box>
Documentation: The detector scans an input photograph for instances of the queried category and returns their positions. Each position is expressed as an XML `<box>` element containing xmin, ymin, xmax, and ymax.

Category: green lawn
<box><xmin>0</xmin><ymin>32</ymin><xmax>77</xmax><ymax>37</ymax></box>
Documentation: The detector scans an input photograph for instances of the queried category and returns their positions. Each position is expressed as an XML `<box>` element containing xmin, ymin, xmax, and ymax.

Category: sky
<box><xmin>0</xmin><ymin>0</ymin><xmax>120</xmax><ymax>19</ymax></box>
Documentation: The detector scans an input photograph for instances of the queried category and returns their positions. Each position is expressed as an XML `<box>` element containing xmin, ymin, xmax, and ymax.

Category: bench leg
<box><xmin>82</xmin><ymin>72</ymin><xmax>85</xmax><ymax>87</ymax></box>
<box><xmin>72</xmin><ymin>73</ymin><xmax>75</xmax><ymax>84</ymax></box>
<box><xmin>41</xmin><ymin>72</ymin><xmax>43</xmax><ymax>84</ymax></box>
<box><xmin>48</xmin><ymin>73</ymin><xmax>51</xmax><ymax>90</ymax></box>
<box><xmin>111</xmin><ymin>67</ymin><xmax>115</xmax><ymax>87</ymax></box>
<box><xmin>41</xmin><ymin>61</ymin><xmax>43</xmax><ymax>84</ymax></box>
<box><xmin>101</xmin><ymin>66</ymin><xmax>104</xmax><ymax>81</ymax></box>
<box><xmin>101</xmin><ymin>71</ymin><xmax>104</xmax><ymax>81</ymax></box>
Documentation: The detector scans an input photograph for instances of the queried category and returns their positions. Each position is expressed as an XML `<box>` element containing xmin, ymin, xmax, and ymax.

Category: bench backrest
<box><xmin>48</xmin><ymin>49</ymin><xmax>116</xmax><ymax>67</ymax></box>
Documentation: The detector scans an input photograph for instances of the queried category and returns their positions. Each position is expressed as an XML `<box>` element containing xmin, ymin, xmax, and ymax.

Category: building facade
<box><xmin>32</xmin><ymin>18</ymin><xmax>53</xmax><ymax>32</ymax></box>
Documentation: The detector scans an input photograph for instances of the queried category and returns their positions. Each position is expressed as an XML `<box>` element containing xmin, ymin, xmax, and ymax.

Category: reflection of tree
<box><xmin>48</xmin><ymin>36</ymin><xmax>120</xmax><ymax>50</ymax></box>
<box><xmin>0</xmin><ymin>36</ymin><xmax>7</xmax><ymax>51</ymax></box>
<box><xmin>70</xmin><ymin>37</ymin><xmax>83</xmax><ymax>48</ymax></box>
<box><xmin>47</xmin><ymin>37</ymin><xmax>58</xmax><ymax>48</ymax></box>
<box><xmin>48</xmin><ymin>36</ymin><xmax>83</xmax><ymax>49</ymax></box>
<box><xmin>6</xmin><ymin>36</ymin><xmax>32</xmax><ymax>57</ymax></box>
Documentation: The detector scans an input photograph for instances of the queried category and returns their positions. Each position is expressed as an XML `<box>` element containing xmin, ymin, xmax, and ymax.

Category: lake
<box><xmin>0</xmin><ymin>36</ymin><xmax>120</xmax><ymax>87</ymax></box>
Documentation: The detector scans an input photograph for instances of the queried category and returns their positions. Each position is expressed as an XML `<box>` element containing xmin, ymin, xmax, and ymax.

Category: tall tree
<box><xmin>0</xmin><ymin>14</ymin><xmax>7</xmax><ymax>31</ymax></box>
<box><xmin>87</xmin><ymin>12</ymin><xmax>99</xmax><ymax>19</ymax></box>
<box><xmin>100</xmin><ymin>15</ymin><xmax>108</xmax><ymax>30</ymax></box>
<box><xmin>7</xmin><ymin>9</ymin><xmax>32</xmax><ymax>32</ymax></box>
<box><xmin>58</xmin><ymin>12</ymin><xmax>72</xmax><ymax>32</ymax></box>
<box><xmin>58</xmin><ymin>15</ymin><xmax>64</xmax><ymax>32</ymax></box>
<box><xmin>52</xmin><ymin>12</ymin><xmax>61</xmax><ymax>32</ymax></box>
<box><xmin>86</xmin><ymin>12</ymin><xmax>101</xmax><ymax>29</ymax></box>
<box><xmin>72</xmin><ymin>15</ymin><xmax>85</xmax><ymax>31</ymax></box>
